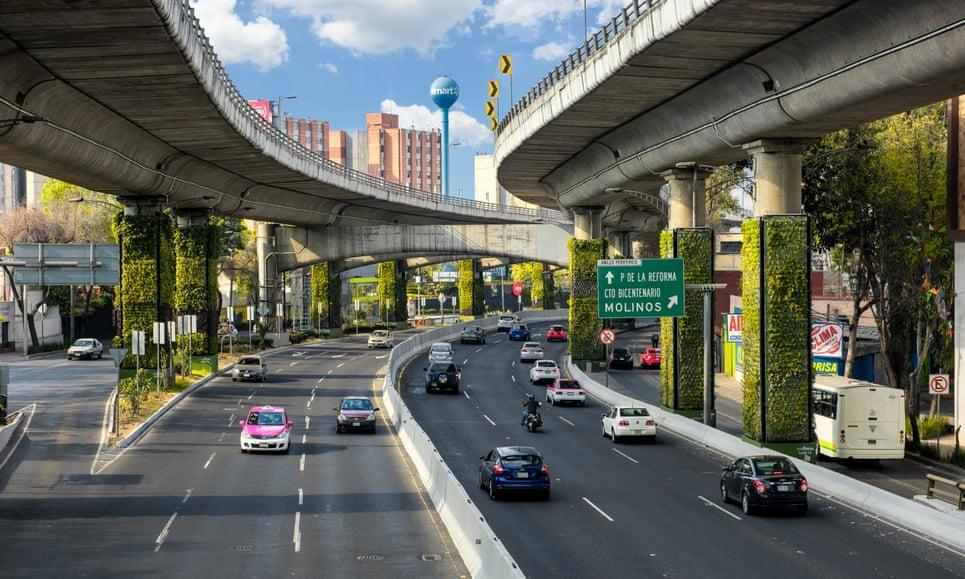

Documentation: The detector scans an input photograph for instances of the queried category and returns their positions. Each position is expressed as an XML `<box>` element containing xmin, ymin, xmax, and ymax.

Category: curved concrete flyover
<box><xmin>0</xmin><ymin>0</ymin><xmax>563</xmax><ymax>227</ymax></box>
<box><xmin>494</xmin><ymin>0</ymin><xmax>965</xmax><ymax>209</ymax></box>
<box><xmin>333</xmin><ymin>254</ymin><xmax>555</xmax><ymax>275</ymax></box>
<box><xmin>273</xmin><ymin>223</ymin><xmax>572</xmax><ymax>272</ymax></box>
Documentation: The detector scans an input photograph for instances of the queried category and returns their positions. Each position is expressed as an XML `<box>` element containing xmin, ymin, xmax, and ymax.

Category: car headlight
<box><xmin>337</xmin><ymin>414</ymin><xmax>350</xmax><ymax>422</ymax></box>
<box><xmin>365</xmin><ymin>414</ymin><xmax>376</xmax><ymax>421</ymax></box>
<box><xmin>279</xmin><ymin>430</ymin><xmax>290</xmax><ymax>439</ymax></box>
<box><xmin>241</xmin><ymin>431</ymin><xmax>253</xmax><ymax>440</ymax></box>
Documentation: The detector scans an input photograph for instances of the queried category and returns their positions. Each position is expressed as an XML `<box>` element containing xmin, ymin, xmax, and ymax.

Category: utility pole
<box><xmin>686</xmin><ymin>283</ymin><xmax>726</xmax><ymax>427</ymax></box>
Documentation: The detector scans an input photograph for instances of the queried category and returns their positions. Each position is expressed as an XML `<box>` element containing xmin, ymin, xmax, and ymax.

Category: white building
<box><xmin>0</xmin><ymin>163</ymin><xmax>48</xmax><ymax>213</ymax></box>
<box><xmin>473</xmin><ymin>154</ymin><xmax>537</xmax><ymax>208</ymax></box>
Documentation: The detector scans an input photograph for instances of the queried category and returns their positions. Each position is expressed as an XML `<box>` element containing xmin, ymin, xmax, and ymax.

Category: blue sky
<box><xmin>193</xmin><ymin>0</ymin><xmax>626</xmax><ymax>199</ymax></box>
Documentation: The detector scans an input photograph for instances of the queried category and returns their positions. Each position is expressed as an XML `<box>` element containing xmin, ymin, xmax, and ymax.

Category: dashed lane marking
<box><xmin>483</xmin><ymin>415</ymin><xmax>496</xmax><ymax>426</ymax></box>
<box><xmin>558</xmin><ymin>416</ymin><xmax>575</xmax><ymax>427</ymax></box>
<box><xmin>293</xmin><ymin>511</ymin><xmax>302</xmax><ymax>553</ymax></box>
<box><xmin>300</xmin><ymin>453</ymin><xmax>306</xmax><ymax>472</ymax></box>
<box><xmin>182</xmin><ymin>489</ymin><xmax>193</xmax><ymax>504</ymax></box>
<box><xmin>582</xmin><ymin>497</ymin><xmax>614</xmax><ymax>522</ymax></box>
<box><xmin>203</xmin><ymin>452</ymin><xmax>216</xmax><ymax>470</ymax></box>
<box><xmin>154</xmin><ymin>513</ymin><xmax>178</xmax><ymax>552</ymax></box>
<box><xmin>464</xmin><ymin>391</ymin><xmax>470</xmax><ymax>400</ymax></box>
<box><xmin>611</xmin><ymin>448</ymin><xmax>639</xmax><ymax>464</ymax></box>
<box><xmin>698</xmin><ymin>495</ymin><xmax>742</xmax><ymax>521</ymax></box>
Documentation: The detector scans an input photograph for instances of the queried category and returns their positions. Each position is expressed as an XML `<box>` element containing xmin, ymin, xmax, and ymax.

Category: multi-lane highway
<box><xmin>401</xmin><ymin>322</ymin><xmax>965</xmax><ymax>578</ymax></box>
<box><xmin>0</xmin><ymin>337</ymin><xmax>467</xmax><ymax>577</ymax></box>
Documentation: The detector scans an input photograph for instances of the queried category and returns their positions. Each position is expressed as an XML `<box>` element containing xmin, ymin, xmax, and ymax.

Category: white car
<box><xmin>496</xmin><ymin>314</ymin><xmax>518</xmax><ymax>332</ymax></box>
<box><xmin>367</xmin><ymin>330</ymin><xmax>393</xmax><ymax>349</ymax></box>
<box><xmin>546</xmin><ymin>378</ymin><xmax>586</xmax><ymax>406</ymax></box>
<box><xmin>67</xmin><ymin>338</ymin><xmax>104</xmax><ymax>360</ymax></box>
<box><xmin>519</xmin><ymin>342</ymin><xmax>544</xmax><ymax>363</ymax></box>
<box><xmin>529</xmin><ymin>360</ymin><xmax>560</xmax><ymax>384</ymax></box>
<box><xmin>602</xmin><ymin>406</ymin><xmax>657</xmax><ymax>443</ymax></box>
<box><xmin>428</xmin><ymin>342</ymin><xmax>454</xmax><ymax>363</ymax></box>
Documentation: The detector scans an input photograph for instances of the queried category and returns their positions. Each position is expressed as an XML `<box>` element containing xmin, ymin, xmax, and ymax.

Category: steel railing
<box><xmin>496</xmin><ymin>0</ymin><xmax>664</xmax><ymax>134</ymax></box>
<box><xmin>162</xmin><ymin>0</ymin><xmax>567</xmax><ymax>224</ymax></box>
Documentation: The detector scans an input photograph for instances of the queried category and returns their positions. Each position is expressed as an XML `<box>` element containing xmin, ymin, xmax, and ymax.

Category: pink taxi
<box><xmin>239</xmin><ymin>405</ymin><xmax>293</xmax><ymax>453</ymax></box>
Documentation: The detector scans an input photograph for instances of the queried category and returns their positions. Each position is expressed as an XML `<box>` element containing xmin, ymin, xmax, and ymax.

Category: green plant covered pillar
<box><xmin>173</xmin><ymin>212</ymin><xmax>221</xmax><ymax>367</ymax></box>
<box><xmin>741</xmin><ymin>215</ymin><xmax>813</xmax><ymax>459</ymax></box>
<box><xmin>659</xmin><ymin>228</ymin><xmax>714</xmax><ymax>416</ymax></box>
<box><xmin>310</xmin><ymin>262</ymin><xmax>340</xmax><ymax>331</ymax></box>
<box><xmin>114</xmin><ymin>201</ymin><xmax>174</xmax><ymax>374</ymax></box>
<box><xmin>458</xmin><ymin>259</ymin><xmax>484</xmax><ymax>317</ymax></box>
<box><xmin>377</xmin><ymin>260</ymin><xmax>407</xmax><ymax>324</ymax></box>
<box><xmin>542</xmin><ymin>269</ymin><xmax>556</xmax><ymax>310</ymax></box>
<box><xmin>568</xmin><ymin>238</ymin><xmax>605</xmax><ymax>363</ymax></box>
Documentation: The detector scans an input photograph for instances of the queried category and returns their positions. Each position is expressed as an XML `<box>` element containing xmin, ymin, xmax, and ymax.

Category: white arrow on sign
<box><xmin>667</xmin><ymin>295</ymin><xmax>679</xmax><ymax>309</ymax></box>
<box><xmin>605</xmin><ymin>271</ymin><xmax>614</xmax><ymax>284</ymax></box>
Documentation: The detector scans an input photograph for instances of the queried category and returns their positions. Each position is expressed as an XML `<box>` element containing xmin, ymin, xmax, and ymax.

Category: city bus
<box><xmin>812</xmin><ymin>375</ymin><xmax>905</xmax><ymax>460</ymax></box>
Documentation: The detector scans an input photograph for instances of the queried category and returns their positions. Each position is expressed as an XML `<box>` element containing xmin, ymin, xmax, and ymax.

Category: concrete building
<box><xmin>473</xmin><ymin>154</ymin><xmax>536</xmax><ymax>208</ymax></box>
<box><xmin>0</xmin><ymin>163</ymin><xmax>47</xmax><ymax>213</ymax></box>
<box><xmin>281</xmin><ymin>116</ymin><xmax>329</xmax><ymax>157</ymax></box>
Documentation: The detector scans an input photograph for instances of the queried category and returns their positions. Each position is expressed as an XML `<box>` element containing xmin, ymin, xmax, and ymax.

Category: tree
<box><xmin>705</xmin><ymin>160</ymin><xmax>751</xmax><ymax>228</ymax></box>
<box><xmin>511</xmin><ymin>262</ymin><xmax>544</xmax><ymax>307</ymax></box>
<box><xmin>219</xmin><ymin>221</ymin><xmax>257</xmax><ymax>317</ymax></box>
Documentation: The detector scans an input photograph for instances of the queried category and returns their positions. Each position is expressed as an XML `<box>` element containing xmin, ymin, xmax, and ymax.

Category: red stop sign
<box><xmin>512</xmin><ymin>281</ymin><xmax>524</xmax><ymax>297</ymax></box>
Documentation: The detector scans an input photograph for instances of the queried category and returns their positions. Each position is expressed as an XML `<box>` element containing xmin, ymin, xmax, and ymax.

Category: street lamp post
<box><xmin>273</xmin><ymin>95</ymin><xmax>297</xmax><ymax>130</ymax></box>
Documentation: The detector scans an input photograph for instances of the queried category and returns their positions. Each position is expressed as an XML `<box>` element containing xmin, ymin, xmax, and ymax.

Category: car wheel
<box><xmin>479</xmin><ymin>472</ymin><xmax>486</xmax><ymax>490</ymax></box>
<box><xmin>795</xmin><ymin>503</ymin><xmax>808</xmax><ymax>516</ymax></box>
<box><xmin>602</xmin><ymin>426</ymin><xmax>607</xmax><ymax>438</ymax></box>
<box><xmin>241</xmin><ymin>448</ymin><xmax>247</xmax><ymax>454</ymax></box>
<box><xmin>283</xmin><ymin>445</ymin><xmax>290</xmax><ymax>455</ymax></box>
<box><xmin>646</xmin><ymin>435</ymin><xmax>656</xmax><ymax>444</ymax></box>
<box><xmin>482</xmin><ymin>339</ymin><xmax>486</xmax><ymax>344</ymax></box>
<box><xmin>611</xmin><ymin>429</ymin><xmax>619</xmax><ymax>444</ymax></box>
<box><xmin>96</xmin><ymin>352</ymin><xmax>102</xmax><ymax>360</ymax></box>
<box><xmin>232</xmin><ymin>378</ymin><xmax>237</xmax><ymax>382</ymax></box>
<box><xmin>720</xmin><ymin>481</ymin><xmax>730</xmax><ymax>504</ymax></box>
<box><xmin>547</xmin><ymin>396</ymin><xmax>553</xmax><ymax>405</ymax></box>
<box><xmin>335</xmin><ymin>426</ymin><xmax>342</xmax><ymax>434</ymax></box>
<box><xmin>489</xmin><ymin>481</ymin><xmax>498</xmax><ymax>501</ymax></box>
<box><xmin>579</xmin><ymin>401</ymin><xmax>586</xmax><ymax>407</ymax></box>
<box><xmin>741</xmin><ymin>491</ymin><xmax>755</xmax><ymax>516</ymax></box>
<box><xmin>541</xmin><ymin>490</ymin><xmax>551</xmax><ymax>501</ymax></box>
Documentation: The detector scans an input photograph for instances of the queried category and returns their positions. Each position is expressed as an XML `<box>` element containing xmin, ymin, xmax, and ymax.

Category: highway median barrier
<box><xmin>567</xmin><ymin>357</ymin><xmax>965</xmax><ymax>554</ymax></box>
<box><xmin>381</xmin><ymin>310</ymin><xmax>566</xmax><ymax>579</ymax></box>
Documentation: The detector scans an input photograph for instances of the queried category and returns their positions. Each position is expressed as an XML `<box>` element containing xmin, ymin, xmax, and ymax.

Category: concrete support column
<box><xmin>742</xmin><ymin>139</ymin><xmax>809</xmax><ymax>216</ymax></box>
<box><xmin>663</xmin><ymin>165</ymin><xmax>712</xmax><ymax>229</ymax></box>
<box><xmin>573</xmin><ymin>206</ymin><xmax>604</xmax><ymax>240</ymax></box>
<box><xmin>256</xmin><ymin>223</ymin><xmax>278</xmax><ymax>328</ymax></box>
<box><xmin>607</xmin><ymin>231</ymin><xmax>632</xmax><ymax>259</ymax></box>
<box><xmin>949</xmin><ymin>95</ymin><xmax>964</xmax><ymax>447</ymax></box>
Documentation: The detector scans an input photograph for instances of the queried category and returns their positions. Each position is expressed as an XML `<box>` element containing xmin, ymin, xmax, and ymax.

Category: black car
<box><xmin>720</xmin><ymin>455</ymin><xmax>809</xmax><ymax>515</ymax></box>
<box><xmin>460</xmin><ymin>325</ymin><xmax>486</xmax><ymax>344</ymax></box>
<box><xmin>608</xmin><ymin>347</ymin><xmax>634</xmax><ymax>369</ymax></box>
<box><xmin>424</xmin><ymin>362</ymin><xmax>461</xmax><ymax>394</ymax></box>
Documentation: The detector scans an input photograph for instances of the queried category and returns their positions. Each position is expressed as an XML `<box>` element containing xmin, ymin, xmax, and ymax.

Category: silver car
<box><xmin>428</xmin><ymin>342</ymin><xmax>454</xmax><ymax>363</ymax></box>
<box><xmin>232</xmin><ymin>355</ymin><xmax>268</xmax><ymax>382</ymax></box>
<box><xmin>367</xmin><ymin>330</ymin><xmax>393</xmax><ymax>349</ymax></box>
<box><xmin>496</xmin><ymin>315</ymin><xmax>518</xmax><ymax>333</ymax></box>
<box><xmin>67</xmin><ymin>338</ymin><xmax>104</xmax><ymax>360</ymax></box>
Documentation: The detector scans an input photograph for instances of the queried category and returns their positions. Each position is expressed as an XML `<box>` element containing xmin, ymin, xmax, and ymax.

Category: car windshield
<box><xmin>247</xmin><ymin>411</ymin><xmax>284</xmax><ymax>425</ymax></box>
<box><xmin>550</xmin><ymin>326</ymin><xmax>564</xmax><ymax>331</ymax></box>
<box><xmin>752</xmin><ymin>458</ymin><xmax>799</xmax><ymax>475</ymax></box>
<box><xmin>464</xmin><ymin>326</ymin><xmax>480</xmax><ymax>332</ymax></box>
<box><xmin>512</xmin><ymin>325</ymin><xmax>527</xmax><ymax>331</ymax></box>
<box><xmin>429</xmin><ymin>363</ymin><xmax>457</xmax><ymax>373</ymax></box>
<box><xmin>523</xmin><ymin>342</ymin><xmax>540</xmax><ymax>349</ymax></box>
<box><xmin>536</xmin><ymin>361</ymin><xmax>556</xmax><ymax>368</ymax></box>
<box><xmin>341</xmin><ymin>399</ymin><xmax>373</xmax><ymax>411</ymax></box>
<box><xmin>238</xmin><ymin>357</ymin><xmax>260</xmax><ymax>365</ymax></box>
<box><xmin>430</xmin><ymin>345</ymin><xmax>450</xmax><ymax>353</ymax></box>
<box><xmin>73</xmin><ymin>339</ymin><xmax>94</xmax><ymax>347</ymax></box>
<box><xmin>500</xmin><ymin>316</ymin><xmax>515</xmax><ymax>322</ymax></box>
<box><xmin>613</xmin><ymin>348</ymin><xmax>630</xmax><ymax>356</ymax></box>
<box><xmin>557</xmin><ymin>380</ymin><xmax>580</xmax><ymax>389</ymax></box>
<box><xmin>501</xmin><ymin>454</ymin><xmax>540</xmax><ymax>468</ymax></box>
<box><xmin>372</xmin><ymin>330</ymin><xmax>389</xmax><ymax>337</ymax></box>
<box><xmin>646</xmin><ymin>348</ymin><xmax>660</xmax><ymax>355</ymax></box>
<box><xmin>619</xmin><ymin>408</ymin><xmax>649</xmax><ymax>417</ymax></box>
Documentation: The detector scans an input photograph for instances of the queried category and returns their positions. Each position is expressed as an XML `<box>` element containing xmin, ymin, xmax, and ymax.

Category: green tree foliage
<box><xmin>803</xmin><ymin>103</ymin><xmax>951</xmax><ymax>445</ymax></box>
<box><xmin>511</xmin><ymin>262</ymin><xmax>544</xmax><ymax>307</ymax></box>
<box><xmin>705</xmin><ymin>160</ymin><xmax>752</xmax><ymax>228</ymax></box>
<box><xmin>457</xmin><ymin>259</ymin><xmax>483</xmax><ymax>316</ymax></box>
<box><xmin>38</xmin><ymin>179</ymin><xmax>117</xmax><ymax>244</ymax></box>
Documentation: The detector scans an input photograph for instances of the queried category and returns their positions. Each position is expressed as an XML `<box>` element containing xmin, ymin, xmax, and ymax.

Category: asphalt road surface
<box><xmin>604</xmin><ymin>328</ymin><xmax>965</xmax><ymax>502</ymax></box>
<box><xmin>401</xmin><ymin>322</ymin><xmax>965</xmax><ymax>578</ymax></box>
<box><xmin>0</xmin><ymin>337</ymin><xmax>467</xmax><ymax>578</ymax></box>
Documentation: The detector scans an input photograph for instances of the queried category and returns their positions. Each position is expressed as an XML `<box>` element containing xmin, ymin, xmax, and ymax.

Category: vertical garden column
<box><xmin>377</xmin><ymin>260</ymin><xmax>407</xmax><ymax>324</ymax></box>
<box><xmin>569</xmin><ymin>207</ymin><xmax>606</xmax><ymax>365</ymax></box>
<box><xmin>393</xmin><ymin>260</ymin><xmax>408</xmax><ymax>325</ymax></box>
<box><xmin>741</xmin><ymin>216</ymin><xmax>813</xmax><ymax>458</ymax></box>
<box><xmin>310</xmin><ymin>263</ymin><xmax>342</xmax><ymax>336</ymax></box>
<box><xmin>114</xmin><ymin>198</ymin><xmax>173</xmax><ymax>377</ymax></box>
<box><xmin>659</xmin><ymin>228</ymin><xmax>714</xmax><ymax>416</ymax></box>
<box><xmin>542</xmin><ymin>269</ymin><xmax>556</xmax><ymax>310</ymax></box>
<box><xmin>173</xmin><ymin>211</ymin><xmax>220</xmax><ymax>373</ymax></box>
<box><xmin>458</xmin><ymin>259</ymin><xmax>484</xmax><ymax>317</ymax></box>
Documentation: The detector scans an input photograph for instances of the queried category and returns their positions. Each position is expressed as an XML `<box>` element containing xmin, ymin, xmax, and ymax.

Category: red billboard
<box><xmin>247</xmin><ymin>99</ymin><xmax>272</xmax><ymax>124</ymax></box>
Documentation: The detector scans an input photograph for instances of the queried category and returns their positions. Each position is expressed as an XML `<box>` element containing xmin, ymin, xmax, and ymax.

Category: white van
<box><xmin>812</xmin><ymin>375</ymin><xmax>905</xmax><ymax>460</ymax></box>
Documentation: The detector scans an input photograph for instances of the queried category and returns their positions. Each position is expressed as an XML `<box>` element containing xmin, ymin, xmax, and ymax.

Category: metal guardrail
<box><xmin>497</xmin><ymin>0</ymin><xmax>664</xmax><ymax>134</ymax></box>
<box><xmin>926</xmin><ymin>473</ymin><xmax>965</xmax><ymax>510</ymax></box>
<box><xmin>165</xmin><ymin>0</ymin><xmax>567</xmax><ymax>224</ymax></box>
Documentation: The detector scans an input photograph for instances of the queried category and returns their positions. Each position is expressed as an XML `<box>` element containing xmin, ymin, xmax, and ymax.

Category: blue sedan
<box><xmin>478</xmin><ymin>446</ymin><xmax>550</xmax><ymax>500</ymax></box>
<box><xmin>508</xmin><ymin>324</ymin><xmax>531</xmax><ymax>341</ymax></box>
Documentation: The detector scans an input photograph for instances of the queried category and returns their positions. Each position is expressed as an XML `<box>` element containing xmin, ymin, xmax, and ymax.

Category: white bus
<box><xmin>812</xmin><ymin>375</ymin><xmax>905</xmax><ymax>460</ymax></box>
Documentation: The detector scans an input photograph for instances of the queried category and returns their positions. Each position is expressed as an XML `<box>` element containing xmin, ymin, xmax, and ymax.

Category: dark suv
<box><xmin>424</xmin><ymin>362</ymin><xmax>461</xmax><ymax>394</ymax></box>
<box><xmin>460</xmin><ymin>325</ymin><xmax>486</xmax><ymax>344</ymax></box>
<box><xmin>608</xmin><ymin>347</ymin><xmax>634</xmax><ymax>369</ymax></box>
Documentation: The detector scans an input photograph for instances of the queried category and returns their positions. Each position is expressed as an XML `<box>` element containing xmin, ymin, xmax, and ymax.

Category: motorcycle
<box><xmin>525</xmin><ymin>411</ymin><xmax>543</xmax><ymax>433</ymax></box>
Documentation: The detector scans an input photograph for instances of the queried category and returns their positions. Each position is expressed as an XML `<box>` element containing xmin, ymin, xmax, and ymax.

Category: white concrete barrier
<box><xmin>0</xmin><ymin>410</ymin><xmax>24</xmax><ymax>452</ymax></box>
<box><xmin>382</xmin><ymin>311</ymin><xmax>566</xmax><ymax>579</ymax></box>
<box><xmin>568</xmin><ymin>357</ymin><xmax>965</xmax><ymax>553</ymax></box>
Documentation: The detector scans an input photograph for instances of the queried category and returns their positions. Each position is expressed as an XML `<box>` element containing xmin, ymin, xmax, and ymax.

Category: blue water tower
<box><xmin>430</xmin><ymin>76</ymin><xmax>460</xmax><ymax>197</ymax></box>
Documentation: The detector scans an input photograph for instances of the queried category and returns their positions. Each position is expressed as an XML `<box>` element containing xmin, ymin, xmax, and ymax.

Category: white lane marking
<box><xmin>464</xmin><ymin>391</ymin><xmax>470</xmax><ymax>400</ymax></box>
<box><xmin>305</xmin><ymin>416</ymin><xmax>310</xmax><ymax>429</ymax></box>
<box><xmin>182</xmin><ymin>489</ymin><xmax>193</xmax><ymax>504</ymax></box>
<box><xmin>511</xmin><ymin>375</ymin><xmax>516</xmax><ymax>382</ymax></box>
<box><xmin>227</xmin><ymin>413</ymin><xmax>236</xmax><ymax>426</ymax></box>
<box><xmin>376</xmin><ymin>354</ymin><xmax>389</xmax><ymax>359</ymax></box>
<box><xmin>698</xmin><ymin>495</ymin><xmax>742</xmax><ymax>521</ymax></box>
<box><xmin>293</xmin><ymin>511</ymin><xmax>302</xmax><ymax>553</ymax></box>
<box><xmin>300</xmin><ymin>453</ymin><xmax>306</xmax><ymax>472</ymax></box>
<box><xmin>482</xmin><ymin>415</ymin><xmax>496</xmax><ymax>426</ymax></box>
<box><xmin>298</xmin><ymin>488</ymin><xmax>304</xmax><ymax>506</ymax></box>
<box><xmin>154</xmin><ymin>513</ymin><xmax>178</xmax><ymax>551</ymax></box>
<box><xmin>463</xmin><ymin>358</ymin><xmax>469</xmax><ymax>365</ymax></box>
<box><xmin>558</xmin><ymin>416</ymin><xmax>576</xmax><ymax>427</ymax></box>
<box><xmin>2</xmin><ymin>404</ymin><xmax>36</xmax><ymax>474</ymax></box>
<box><xmin>327</xmin><ymin>370</ymin><xmax>333</xmax><ymax>375</ymax></box>
<box><xmin>717</xmin><ymin>411</ymin><xmax>741</xmax><ymax>423</ymax></box>
<box><xmin>203</xmin><ymin>452</ymin><xmax>216</xmax><ymax>470</ymax></box>
<box><xmin>337</xmin><ymin>362</ymin><xmax>345</xmax><ymax>368</ymax></box>
<box><xmin>306</xmin><ymin>400</ymin><xmax>312</xmax><ymax>409</ymax></box>
<box><xmin>475</xmin><ymin>347</ymin><xmax>484</xmax><ymax>353</ymax></box>
<box><xmin>511</xmin><ymin>361</ymin><xmax>516</xmax><ymax>367</ymax></box>
<box><xmin>290</xmin><ymin>361</ymin><xmax>300</xmax><ymax>367</ymax></box>
<box><xmin>332</xmin><ymin>354</ymin><xmax>344</xmax><ymax>359</ymax></box>
<box><xmin>247</xmin><ymin>391</ymin><xmax>255</xmax><ymax>400</ymax></box>
<box><xmin>611</xmin><ymin>448</ymin><xmax>639</xmax><ymax>464</ymax></box>
<box><xmin>317</xmin><ymin>378</ymin><xmax>325</xmax><ymax>384</ymax></box>
<box><xmin>301</xmin><ymin>434</ymin><xmax>307</xmax><ymax>445</ymax></box>
<box><xmin>493</xmin><ymin>339</ymin><xmax>502</xmax><ymax>343</ymax></box>
<box><xmin>91</xmin><ymin>391</ymin><xmax>114</xmax><ymax>474</ymax></box>
<box><xmin>582</xmin><ymin>497</ymin><xmax>615</xmax><ymax>522</ymax></box>
<box><xmin>277</xmin><ymin>369</ymin><xmax>284</xmax><ymax>373</ymax></box>
<box><xmin>237</xmin><ymin>398</ymin><xmax>243</xmax><ymax>407</ymax></box>
<box><xmin>217</xmin><ymin>432</ymin><xmax>225</xmax><ymax>443</ymax></box>
<box><xmin>310</xmin><ymin>392</ymin><xmax>316</xmax><ymax>402</ymax></box>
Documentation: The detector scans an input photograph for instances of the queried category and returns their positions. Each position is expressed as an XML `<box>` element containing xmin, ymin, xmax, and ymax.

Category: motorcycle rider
<box><xmin>520</xmin><ymin>393</ymin><xmax>541</xmax><ymax>425</ymax></box>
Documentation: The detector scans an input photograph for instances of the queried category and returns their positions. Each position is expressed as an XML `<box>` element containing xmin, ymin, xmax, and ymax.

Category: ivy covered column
<box><xmin>377</xmin><ymin>260</ymin><xmax>407</xmax><ymax>325</ymax></box>
<box><xmin>310</xmin><ymin>262</ymin><xmax>342</xmax><ymax>335</ymax></box>
<box><xmin>659</xmin><ymin>228</ymin><xmax>714</xmax><ymax>417</ymax></box>
<box><xmin>114</xmin><ymin>198</ymin><xmax>174</xmax><ymax>376</ymax></box>
<box><xmin>542</xmin><ymin>269</ymin><xmax>556</xmax><ymax>310</ymax></box>
<box><xmin>458</xmin><ymin>259</ymin><xmax>484</xmax><ymax>317</ymax></box>
<box><xmin>173</xmin><ymin>211</ymin><xmax>220</xmax><ymax>372</ymax></box>
<box><xmin>569</xmin><ymin>207</ymin><xmax>606</xmax><ymax>365</ymax></box>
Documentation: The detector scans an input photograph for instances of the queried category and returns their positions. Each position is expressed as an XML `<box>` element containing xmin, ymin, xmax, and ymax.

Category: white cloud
<box><xmin>483</xmin><ymin>0</ymin><xmax>626</xmax><ymax>30</ymax></box>
<box><xmin>316</xmin><ymin>62</ymin><xmax>339</xmax><ymax>75</ymax></box>
<box><xmin>531</xmin><ymin>40</ymin><xmax>571</xmax><ymax>62</ymax></box>
<box><xmin>381</xmin><ymin>99</ymin><xmax>491</xmax><ymax>149</ymax></box>
<box><xmin>192</xmin><ymin>0</ymin><xmax>289</xmax><ymax>72</ymax></box>
<box><xmin>262</xmin><ymin>0</ymin><xmax>482</xmax><ymax>55</ymax></box>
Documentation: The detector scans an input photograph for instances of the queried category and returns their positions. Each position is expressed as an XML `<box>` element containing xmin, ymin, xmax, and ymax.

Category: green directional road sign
<box><xmin>597</xmin><ymin>258</ymin><xmax>685</xmax><ymax>318</ymax></box>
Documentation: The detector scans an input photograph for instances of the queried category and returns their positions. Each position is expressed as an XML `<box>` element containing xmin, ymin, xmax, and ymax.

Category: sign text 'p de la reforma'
<box><xmin>596</xmin><ymin>259</ymin><xmax>685</xmax><ymax>318</ymax></box>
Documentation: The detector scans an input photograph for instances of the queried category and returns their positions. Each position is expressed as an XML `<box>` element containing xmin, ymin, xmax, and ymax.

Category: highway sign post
<box><xmin>599</xmin><ymin>328</ymin><xmax>615</xmax><ymax>389</ymax></box>
<box><xmin>929</xmin><ymin>374</ymin><xmax>950</xmax><ymax>444</ymax></box>
<box><xmin>596</xmin><ymin>259</ymin><xmax>685</xmax><ymax>318</ymax></box>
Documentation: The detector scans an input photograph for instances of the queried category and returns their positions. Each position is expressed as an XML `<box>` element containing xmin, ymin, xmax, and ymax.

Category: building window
<box><xmin>719</xmin><ymin>241</ymin><xmax>742</xmax><ymax>254</ymax></box>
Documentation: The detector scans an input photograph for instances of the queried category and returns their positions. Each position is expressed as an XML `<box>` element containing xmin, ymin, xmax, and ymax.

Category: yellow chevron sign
<box><xmin>499</xmin><ymin>54</ymin><xmax>512</xmax><ymax>75</ymax></box>
<box><xmin>485</xmin><ymin>100</ymin><xmax>495</xmax><ymax>118</ymax></box>
<box><xmin>488</xmin><ymin>80</ymin><xmax>499</xmax><ymax>99</ymax></box>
